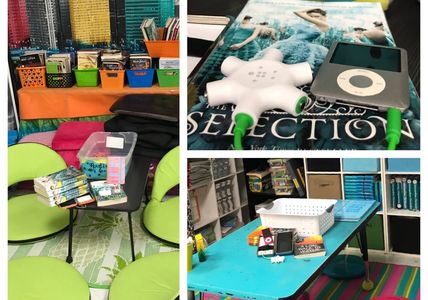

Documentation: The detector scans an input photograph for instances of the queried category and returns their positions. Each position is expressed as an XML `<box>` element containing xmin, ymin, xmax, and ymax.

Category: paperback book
<box><xmin>294</xmin><ymin>235</ymin><xmax>326</xmax><ymax>259</ymax></box>
<box><xmin>34</xmin><ymin>166</ymin><xmax>87</xmax><ymax>191</ymax></box>
<box><xmin>187</xmin><ymin>0</ymin><xmax>419</xmax><ymax>150</ymax></box>
<box><xmin>90</xmin><ymin>181</ymin><xmax>127</xmax><ymax>207</ymax></box>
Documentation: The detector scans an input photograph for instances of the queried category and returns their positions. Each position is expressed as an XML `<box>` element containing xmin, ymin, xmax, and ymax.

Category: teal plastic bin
<box><xmin>343</xmin><ymin>158</ymin><xmax>380</xmax><ymax>172</ymax></box>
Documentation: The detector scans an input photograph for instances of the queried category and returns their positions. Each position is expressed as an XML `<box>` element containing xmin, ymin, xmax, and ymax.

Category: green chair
<box><xmin>142</xmin><ymin>146</ymin><xmax>179</xmax><ymax>245</ymax></box>
<box><xmin>8</xmin><ymin>143</ymin><xmax>71</xmax><ymax>243</ymax></box>
<box><xmin>109</xmin><ymin>251</ymin><xmax>179</xmax><ymax>300</ymax></box>
<box><xmin>9</xmin><ymin>256</ymin><xmax>89</xmax><ymax>300</ymax></box>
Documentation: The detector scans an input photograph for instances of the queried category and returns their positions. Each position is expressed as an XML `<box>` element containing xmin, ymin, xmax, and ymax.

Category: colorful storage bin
<box><xmin>126</xmin><ymin>69</ymin><xmax>154</xmax><ymax>88</ymax></box>
<box><xmin>100</xmin><ymin>70</ymin><xmax>125</xmax><ymax>88</ymax></box>
<box><xmin>46</xmin><ymin>73</ymin><xmax>75</xmax><ymax>88</ymax></box>
<box><xmin>157</xmin><ymin>69</ymin><xmax>179</xmax><ymax>87</ymax></box>
<box><xmin>16</xmin><ymin>66</ymin><xmax>46</xmax><ymax>88</ymax></box>
<box><xmin>74</xmin><ymin>68</ymin><xmax>99</xmax><ymax>87</ymax></box>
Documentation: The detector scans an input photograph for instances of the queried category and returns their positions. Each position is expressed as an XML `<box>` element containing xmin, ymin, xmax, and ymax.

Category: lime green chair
<box><xmin>142</xmin><ymin>147</ymin><xmax>179</xmax><ymax>245</ymax></box>
<box><xmin>9</xmin><ymin>256</ymin><xmax>90</xmax><ymax>300</ymax></box>
<box><xmin>8</xmin><ymin>143</ymin><xmax>71</xmax><ymax>243</ymax></box>
<box><xmin>109</xmin><ymin>251</ymin><xmax>179</xmax><ymax>300</ymax></box>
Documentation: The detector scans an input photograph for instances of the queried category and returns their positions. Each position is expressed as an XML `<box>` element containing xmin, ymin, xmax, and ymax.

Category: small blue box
<box><xmin>126</xmin><ymin>69</ymin><xmax>154</xmax><ymax>88</ymax></box>
<box><xmin>343</xmin><ymin>158</ymin><xmax>380</xmax><ymax>172</ymax></box>
<box><xmin>387</xmin><ymin>158</ymin><xmax>420</xmax><ymax>172</ymax></box>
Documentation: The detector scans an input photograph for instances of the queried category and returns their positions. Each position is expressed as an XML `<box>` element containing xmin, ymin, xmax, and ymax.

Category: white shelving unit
<box><xmin>303</xmin><ymin>158</ymin><xmax>420</xmax><ymax>267</ymax></box>
<box><xmin>188</xmin><ymin>158</ymin><xmax>250</xmax><ymax>244</ymax></box>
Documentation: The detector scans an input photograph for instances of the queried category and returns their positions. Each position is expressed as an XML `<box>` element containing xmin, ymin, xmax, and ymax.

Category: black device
<box><xmin>273</xmin><ymin>229</ymin><xmax>296</xmax><ymax>255</ymax></box>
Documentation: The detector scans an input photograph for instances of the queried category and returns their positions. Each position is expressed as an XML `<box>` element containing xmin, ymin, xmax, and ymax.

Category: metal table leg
<box><xmin>359</xmin><ymin>226</ymin><xmax>373</xmax><ymax>291</ymax></box>
<box><xmin>128</xmin><ymin>212</ymin><xmax>136</xmax><ymax>261</ymax></box>
<box><xmin>66</xmin><ymin>209</ymin><xmax>74</xmax><ymax>263</ymax></box>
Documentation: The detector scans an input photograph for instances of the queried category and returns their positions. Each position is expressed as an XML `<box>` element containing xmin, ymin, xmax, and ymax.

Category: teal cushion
<box><xmin>109</xmin><ymin>251</ymin><xmax>179</xmax><ymax>300</ymax></box>
<box><xmin>8</xmin><ymin>194</ymin><xmax>70</xmax><ymax>242</ymax></box>
<box><xmin>9</xmin><ymin>256</ymin><xmax>89</xmax><ymax>300</ymax></box>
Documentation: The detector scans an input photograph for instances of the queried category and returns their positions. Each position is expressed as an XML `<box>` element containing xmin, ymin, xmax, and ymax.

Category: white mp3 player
<box><xmin>310</xmin><ymin>41</ymin><xmax>409</xmax><ymax>112</ymax></box>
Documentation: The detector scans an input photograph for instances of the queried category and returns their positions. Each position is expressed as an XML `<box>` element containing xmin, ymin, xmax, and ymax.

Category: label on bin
<box><xmin>107</xmin><ymin>156</ymin><xmax>126</xmax><ymax>184</ymax></box>
<box><xmin>106</xmin><ymin>136</ymin><xmax>124</xmax><ymax>149</ymax></box>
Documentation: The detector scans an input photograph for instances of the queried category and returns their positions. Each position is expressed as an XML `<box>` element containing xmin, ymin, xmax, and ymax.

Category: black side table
<box><xmin>66</xmin><ymin>155</ymin><xmax>151</xmax><ymax>263</ymax></box>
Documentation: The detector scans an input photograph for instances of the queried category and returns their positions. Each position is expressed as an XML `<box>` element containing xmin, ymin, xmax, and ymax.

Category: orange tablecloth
<box><xmin>18</xmin><ymin>84</ymin><xmax>179</xmax><ymax>120</ymax></box>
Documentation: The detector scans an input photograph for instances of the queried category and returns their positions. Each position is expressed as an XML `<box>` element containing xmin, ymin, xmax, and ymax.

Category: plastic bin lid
<box><xmin>257</xmin><ymin>198</ymin><xmax>337</xmax><ymax>217</ymax></box>
<box><xmin>77</xmin><ymin>132</ymin><xmax>138</xmax><ymax>159</ymax></box>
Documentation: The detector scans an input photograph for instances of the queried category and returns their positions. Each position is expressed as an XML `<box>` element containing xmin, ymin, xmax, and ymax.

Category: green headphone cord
<box><xmin>386</xmin><ymin>107</ymin><xmax>401</xmax><ymax>150</ymax></box>
<box><xmin>233</xmin><ymin>113</ymin><xmax>254</xmax><ymax>150</ymax></box>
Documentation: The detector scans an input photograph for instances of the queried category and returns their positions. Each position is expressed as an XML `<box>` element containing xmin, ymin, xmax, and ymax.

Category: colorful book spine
<box><xmin>401</xmin><ymin>178</ymin><xmax>408</xmax><ymax>210</ymax></box>
<box><xmin>390</xmin><ymin>179</ymin><xmax>396</xmax><ymax>209</ymax></box>
<box><xmin>414</xmin><ymin>180</ymin><xmax>420</xmax><ymax>211</ymax></box>
<box><xmin>48</xmin><ymin>185</ymin><xmax>90</xmax><ymax>204</ymax></box>
<box><xmin>34</xmin><ymin>179</ymin><xmax>88</xmax><ymax>198</ymax></box>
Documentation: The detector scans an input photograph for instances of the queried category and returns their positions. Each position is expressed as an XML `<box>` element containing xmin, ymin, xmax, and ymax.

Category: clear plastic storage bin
<box><xmin>257</xmin><ymin>198</ymin><xmax>337</xmax><ymax>237</ymax></box>
<box><xmin>77</xmin><ymin>132</ymin><xmax>138</xmax><ymax>179</ymax></box>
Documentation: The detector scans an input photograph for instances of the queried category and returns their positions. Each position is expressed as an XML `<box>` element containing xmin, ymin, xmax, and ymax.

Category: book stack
<box><xmin>101</xmin><ymin>50</ymin><xmax>127</xmax><ymax>70</ymax></box>
<box><xmin>90</xmin><ymin>180</ymin><xmax>127</xmax><ymax>207</ymax></box>
<box><xmin>140</xmin><ymin>18</ymin><xmax>159</xmax><ymax>41</ymax></box>
<box><xmin>294</xmin><ymin>235</ymin><xmax>326</xmax><ymax>259</ymax></box>
<box><xmin>46</xmin><ymin>53</ymin><xmax>73</xmax><ymax>74</ymax></box>
<box><xmin>77</xmin><ymin>49</ymin><xmax>101</xmax><ymax>69</ymax></box>
<box><xmin>389</xmin><ymin>176</ymin><xmax>420</xmax><ymax>211</ymax></box>
<box><xmin>34</xmin><ymin>166</ymin><xmax>92</xmax><ymax>208</ymax></box>
<box><xmin>19</xmin><ymin>50</ymin><xmax>46</xmax><ymax>67</ymax></box>
<box><xmin>215</xmin><ymin>179</ymin><xmax>234</xmax><ymax>215</ymax></box>
<box><xmin>268</xmin><ymin>159</ymin><xmax>295</xmax><ymax>196</ymax></box>
<box><xmin>344</xmin><ymin>175</ymin><xmax>382</xmax><ymax>207</ymax></box>
<box><xmin>163</xmin><ymin>17</ymin><xmax>180</xmax><ymax>41</ymax></box>
<box><xmin>129</xmin><ymin>53</ymin><xmax>152</xmax><ymax>70</ymax></box>
<box><xmin>188</xmin><ymin>159</ymin><xmax>212</xmax><ymax>188</ymax></box>
<box><xmin>334</xmin><ymin>200</ymin><xmax>377</xmax><ymax>222</ymax></box>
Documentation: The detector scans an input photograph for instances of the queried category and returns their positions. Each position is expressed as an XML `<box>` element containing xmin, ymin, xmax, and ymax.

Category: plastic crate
<box><xmin>157</xmin><ymin>69</ymin><xmax>179</xmax><ymax>87</ymax></box>
<box><xmin>77</xmin><ymin>132</ymin><xmax>138</xmax><ymax>179</ymax></box>
<box><xmin>257</xmin><ymin>198</ymin><xmax>337</xmax><ymax>237</ymax></box>
<box><xmin>17</xmin><ymin>66</ymin><xmax>46</xmax><ymax>88</ymax></box>
<box><xmin>126</xmin><ymin>69</ymin><xmax>154</xmax><ymax>88</ymax></box>
<box><xmin>100</xmin><ymin>70</ymin><xmax>125</xmax><ymax>88</ymax></box>
<box><xmin>46</xmin><ymin>73</ymin><xmax>75</xmax><ymax>88</ymax></box>
<box><xmin>74</xmin><ymin>68</ymin><xmax>99</xmax><ymax>87</ymax></box>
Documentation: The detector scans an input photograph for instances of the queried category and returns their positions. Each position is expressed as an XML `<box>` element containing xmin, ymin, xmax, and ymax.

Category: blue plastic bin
<box><xmin>387</xmin><ymin>158</ymin><xmax>420</xmax><ymax>172</ymax></box>
<box><xmin>126</xmin><ymin>69</ymin><xmax>154</xmax><ymax>88</ymax></box>
<box><xmin>343</xmin><ymin>158</ymin><xmax>380</xmax><ymax>172</ymax></box>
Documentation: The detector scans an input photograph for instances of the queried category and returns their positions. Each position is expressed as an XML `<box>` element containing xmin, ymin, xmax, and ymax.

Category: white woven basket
<box><xmin>257</xmin><ymin>198</ymin><xmax>337</xmax><ymax>237</ymax></box>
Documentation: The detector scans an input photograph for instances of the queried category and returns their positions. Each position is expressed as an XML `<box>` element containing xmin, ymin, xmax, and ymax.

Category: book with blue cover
<box><xmin>187</xmin><ymin>0</ymin><xmax>419</xmax><ymax>150</ymax></box>
<box><xmin>334</xmin><ymin>200</ymin><xmax>377</xmax><ymax>222</ymax></box>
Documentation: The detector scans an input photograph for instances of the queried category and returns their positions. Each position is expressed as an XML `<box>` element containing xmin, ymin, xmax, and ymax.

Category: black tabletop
<box><xmin>74</xmin><ymin>154</ymin><xmax>151</xmax><ymax>212</ymax></box>
<box><xmin>188</xmin><ymin>0</ymin><xmax>420</xmax><ymax>94</ymax></box>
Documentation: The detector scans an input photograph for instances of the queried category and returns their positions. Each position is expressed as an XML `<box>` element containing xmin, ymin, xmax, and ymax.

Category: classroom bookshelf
<box><xmin>303</xmin><ymin>158</ymin><xmax>420</xmax><ymax>267</ymax></box>
<box><xmin>188</xmin><ymin>158</ymin><xmax>251</xmax><ymax>244</ymax></box>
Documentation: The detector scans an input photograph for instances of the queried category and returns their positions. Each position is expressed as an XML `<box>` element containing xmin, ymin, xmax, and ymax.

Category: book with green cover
<box><xmin>34</xmin><ymin>166</ymin><xmax>87</xmax><ymax>191</ymax></box>
<box><xmin>90</xmin><ymin>181</ymin><xmax>127</xmax><ymax>207</ymax></box>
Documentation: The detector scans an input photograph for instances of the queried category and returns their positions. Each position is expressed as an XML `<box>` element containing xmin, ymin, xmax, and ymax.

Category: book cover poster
<box><xmin>188</xmin><ymin>0</ymin><xmax>419</xmax><ymax>150</ymax></box>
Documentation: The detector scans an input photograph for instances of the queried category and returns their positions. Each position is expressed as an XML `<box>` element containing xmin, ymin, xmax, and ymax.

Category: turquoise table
<box><xmin>188</xmin><ymin>203</ymin><xmax>380</xmax><ymax>300</ymax></box>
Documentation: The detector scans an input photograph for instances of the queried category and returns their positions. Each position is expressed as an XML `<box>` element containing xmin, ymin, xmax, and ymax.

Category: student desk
<box><xmin>66</xmin><ymin>154</ymin><xmax>151</xmax><ymax>263</ymax></box>
<box><xmin>188</xmin><ymin>202</ymin><xmax>380</xmax><ymax>300</ymax></box>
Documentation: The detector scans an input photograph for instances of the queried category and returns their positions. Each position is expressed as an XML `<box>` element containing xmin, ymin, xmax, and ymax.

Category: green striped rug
<box><xmin>8</xmin><ymin>205</ymin><xmax>176</xmax><ymax>288</ymax></box>
<box><xmin>197</xmin><ymin>262</ymin><xmax>420</xmax><ymax>300</ymax></box>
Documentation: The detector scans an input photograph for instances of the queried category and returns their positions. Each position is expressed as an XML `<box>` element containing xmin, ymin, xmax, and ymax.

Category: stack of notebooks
<box><xmin>129</xmin><ymin>53</ymin><xmax>152</xmax><ymax>70</ymax></box>
<box><xmin>389</xmin><ymin>176</ymin><xmax>420</xmax><ymax>211</ymax></box>
<box><xmin>215</xmin><ymin>179</ymin><xmax>234</xmax><ymax>216</ymax></box>
<box><xmin>334</xmin><ymin>200</ymin><xmax>377</xmax><ymax>222</ymax></box>
<box><xmin>34</xmin><ymin>166</ymin><xmax>93</xmax><ymax>208</ymax></box>
<box><xmin>77</xmin><ymin>49</ymin><xmax>101</xmax><ymax>69</ymax></box>
<box><xmin>46</xmin><ymin>53</ymin><xmax>73</xmax><ymax>74</ymax></box>
<box><xmin>101</xmin><ymin>50</ymin><xmax>127</xmax><ymax>70</ymax></box>
<box><xmin>188</xmin><ymin>159</ymin><xmax>212</xmax><ymax>188</ymax></box>
<box><xmin>344</xmin><ymin>175</ymin><xmax>382</xmax><ymax>208</ymax></box>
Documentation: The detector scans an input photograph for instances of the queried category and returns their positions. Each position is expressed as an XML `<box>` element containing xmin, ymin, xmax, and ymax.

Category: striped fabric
<box><xmin>196</xmin><ymin>262</ymin><xmax>420</xmax><ymax>300</ymax></box>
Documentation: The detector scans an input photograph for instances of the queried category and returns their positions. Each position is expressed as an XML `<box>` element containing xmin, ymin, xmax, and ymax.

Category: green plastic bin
<box><xmin>157</xmin><ymin>69</ymin><xmax>179</xmax><ymax>87</ymax></box>
<box><xmin>74</xmin><ymin>68</ymin><xmax>99</xmax><ymax>87</ymax></box>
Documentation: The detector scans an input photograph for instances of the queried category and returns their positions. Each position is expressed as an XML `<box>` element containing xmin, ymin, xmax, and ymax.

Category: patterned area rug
<box><xmin>8</xmin><ymin>205</ymin><xmax>176</xmax><ymax>288</ymax></box>
<box><xmin>196</xmin><ymin>262</ymin><xmax>420</xmax><ymax>300</ymax></box>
